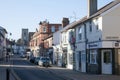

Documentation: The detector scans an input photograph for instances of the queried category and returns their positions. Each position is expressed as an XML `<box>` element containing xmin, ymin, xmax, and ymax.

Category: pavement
<box><xmin>0</xmin><ymin>56</ymin><xmax>16</xmax><ymax>80</ymax></box>
<box><xmin>1</xmin><ymin>55</ymin><xmax>120</xmax><ymax>80</ymax></box>
<box><xmin>40</xmin><ymin>66</ymin><xmax>120</xmax><ymax>80</ymax></box>
<box><xmin>0</xmin><ymin>59</ymin><xmax>8</xmax><ymax>80</ymax></box>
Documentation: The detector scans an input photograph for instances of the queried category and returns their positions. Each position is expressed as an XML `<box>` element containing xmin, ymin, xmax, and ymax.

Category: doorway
<box><xmin>101</xmin><ymin>50</ymin><xmax>112</xmax><ymax>74</ymax></box>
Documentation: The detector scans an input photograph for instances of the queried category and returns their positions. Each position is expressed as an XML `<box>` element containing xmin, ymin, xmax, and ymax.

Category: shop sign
<box><xmin>115</xmin><ymin>42</ymin><xmax>119</xmax><ymax>47</ymax></box>
<box><xmin>88</xmin><ymin>44</ymin><xmax>98</xmax><ymax>48</ymax></box>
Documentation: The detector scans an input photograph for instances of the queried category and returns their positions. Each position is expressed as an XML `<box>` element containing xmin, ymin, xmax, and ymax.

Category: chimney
<box><xmin>62</xmin><ymin>18</ymin><xmax>69</xmax><ymax>27</ymax></box>
<box><xmin>88</xmin><ymin>0</ymin><xmax>97</xmax><ymax>17</ymax></box>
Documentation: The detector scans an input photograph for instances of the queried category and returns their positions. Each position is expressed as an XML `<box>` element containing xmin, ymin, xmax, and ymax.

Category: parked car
<box><xmin>26</xmin><ymin>51</ymin><xmax>33</xmax><ymax>60</ymax></box>
<box><xmin>34</xmin><ymin>57</ymin><xmax>40</xmax><ymax>65</ymax></box>
<box><xmin>29</xmin><ymin>57</ymin><xmax>35</xmax><ymax>63</ymax></box>
<box><xmin>38</xmin><ymin>57</ymin><xmax>52</xmax><ymax>67</ymax></box>
<box><xmin>20</xmin><ymin>51</ymin><xmax>26</xmax><ymax>58</ymax></box>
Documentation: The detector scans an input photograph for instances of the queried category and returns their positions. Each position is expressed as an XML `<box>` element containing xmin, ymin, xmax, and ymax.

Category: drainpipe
<box><xmin>83</xmin><ymin>23</ymin><xmax>88</xmax><ymax>73</ymax></box>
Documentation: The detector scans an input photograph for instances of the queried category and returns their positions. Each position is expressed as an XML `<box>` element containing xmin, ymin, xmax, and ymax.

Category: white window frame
<box><xmin>43</xmin><ymin>27</ymin><xmax>46</xmax><ymax>32</ymax></box>
<box><xmin>90</xmin><ymin>49</ymin><xmax>97</xmax><ymax>64</ymax></box>
<box><xmin>95</xmin><ymin>19</ymin><xmax>99</xmax><ymax>31</ymax></box>
<box><xmin>78</xmin><ymin>27</ymin><xmax>82</xmax><ymax>40</ymax></box>
<box><xmin>89</xmin><ymin>21</ymin><xmax>92</xmax><ymax>32</ymax></box>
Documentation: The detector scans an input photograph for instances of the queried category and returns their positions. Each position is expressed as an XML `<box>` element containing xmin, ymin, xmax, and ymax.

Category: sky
<box><xmin>0</xmin><ymin>0</ymin><xmax>113</xmax><ymax>41</ymax></box>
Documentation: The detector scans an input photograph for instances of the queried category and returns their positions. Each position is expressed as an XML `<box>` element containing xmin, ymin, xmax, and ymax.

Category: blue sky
<box><xmin>0</xmin><ymin>0</ymin><xmax>113</xmax><ymax>40</ymax></box>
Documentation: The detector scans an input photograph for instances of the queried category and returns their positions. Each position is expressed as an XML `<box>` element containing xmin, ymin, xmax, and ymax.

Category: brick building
<box><xmin>29</xmin><ymin>20</ymin><xmax>62</xmax><ymax>57</ymax></box>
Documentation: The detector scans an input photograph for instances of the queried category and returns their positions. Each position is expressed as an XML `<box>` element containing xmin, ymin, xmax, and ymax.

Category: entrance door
<box><xmin>81</xmin><ymin>52</ymin><xmax>86</xmax><ymax>72</ymax></box>
<box><xmin>79</xmin><ymin>52</ymin><xmax>81</xmax><ymax>71</ymax></box>
<box><xmin>102</xmin><ymin>50</ymin><xmax>112</xmax><ymax>74</ymax></box>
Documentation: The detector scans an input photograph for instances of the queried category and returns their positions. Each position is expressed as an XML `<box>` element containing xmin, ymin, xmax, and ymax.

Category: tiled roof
<box><xmin>89</xmin><ymin>0</ymin><xmax>120</xmax><ymax>19</ymax></box>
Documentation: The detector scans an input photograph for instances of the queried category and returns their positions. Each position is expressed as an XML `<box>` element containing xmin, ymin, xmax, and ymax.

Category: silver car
<box><xmin>38</xmin><ymin>57</ymin><xmax>52</xmax><ymax>67</ymax></box>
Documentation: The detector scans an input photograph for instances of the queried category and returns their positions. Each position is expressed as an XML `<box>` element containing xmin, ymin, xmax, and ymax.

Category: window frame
<box><xmin>51</xmin><ymin>26</ymin><xmax>55</xmax><ymax>32</ymax></box>
<box><xmin>43</xmin><ymin>27</ymin><xmax>46</xmax><ymax>32</ymax></box>
<box><xmin>90</xmin><ymin>49</ymin><xmax>97</xmax><ymax>64</ymax></box>
<box><xmin>89</xmin><ymin>21</ymin><xmax>92</xmax><ymax>32</ymax></box>
<box><xmin>78</xmin><ymin>27</ymin><xmax>82</xmax><ymax>40</ymax></box>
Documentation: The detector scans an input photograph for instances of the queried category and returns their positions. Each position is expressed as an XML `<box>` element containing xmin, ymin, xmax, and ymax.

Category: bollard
<box><xmin>6</xmin><ymin>68</ymin><xmax>10</xmax><ymax>80</ymax></box>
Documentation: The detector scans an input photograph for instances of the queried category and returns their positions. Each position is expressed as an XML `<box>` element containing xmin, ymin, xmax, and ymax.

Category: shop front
<box><xmin>86</xmin><ymin>41</ymin><xmax>120</xmax><ymax>74</ymax></box>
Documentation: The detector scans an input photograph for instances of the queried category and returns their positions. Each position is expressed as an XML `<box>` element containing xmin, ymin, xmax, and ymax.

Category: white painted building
<box><xmin>74</xmin><ymin>17</ymin><xmax>87</xmax><ymax>72</ymax></box>
<box><xmin>53</xmin><ymin>30</ymin><xmax>62</xmax><ymax>66</ymax></box>
<box><xmin>74</xmin><ymin>0</ymin><xmax>120</xmax><ymax>74</ymax></box>
<box><xmin>60</xmin><ymin>21</ymin><xmax>78</xmax><ymax>69</ymax></box>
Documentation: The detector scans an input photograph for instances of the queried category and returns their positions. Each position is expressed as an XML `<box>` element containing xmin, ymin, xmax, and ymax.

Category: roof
<box><xmin>89</xmin><ymin>0</ymin><xmax>120</xmax><ymax>19</ymax></box>
<box><xmin>69</xmin><ymin>0</ymin><xmax>120</xmax><ymax>29</ymax></box>
<box><xmin>61</xmin><ymin>21</ymin><xmax>77</xmax><ymax>32</ymax></box>
<box><xmin>0</xmin><ymin>26</ymin><xmax>7</xmax><ymax>33</ymax></box>
<box><xmin>0</xmin><ymin>26</ymin><xmax>7</xmax><ymax>38</ymax></box>
<box><xmin>42</xmin><ymin>34</ymin><xmax>53</xmax><ymax>41</ymax></box>
<box><xmin>69</xmin><ymin>16</ymin><xmax>87</xmax><ymax>29</ymax></box>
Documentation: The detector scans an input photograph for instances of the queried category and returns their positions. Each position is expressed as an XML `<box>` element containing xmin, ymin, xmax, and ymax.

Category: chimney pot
<box><xmin>62</xmin><ymin>18</ymin><xmax>69</xmax><ymax>27</ymax></box>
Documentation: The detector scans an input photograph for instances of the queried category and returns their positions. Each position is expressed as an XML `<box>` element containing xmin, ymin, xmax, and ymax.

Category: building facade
<box><xmin>73</xmin><ymin>0</ymin><xmax>120</xmax><ymax>74</ymax></box>
<box><xmin>53</xmin><ymin>30</ymin><xmax>62</xmax><ymax>66</ymax></box>
<box><xmin>43</xmin><ymin>34</ymin><xmax>53</xmax><ymax>63</ymax></box>
<box><xmin>29</xmin><ymin>20</ymin><xmax>62</xmax><ymax>57</ymax></box>
<box><xmin>0</xmin><ymin>26</ymin><xmax>7</xmax><ymax>60</ymax></box>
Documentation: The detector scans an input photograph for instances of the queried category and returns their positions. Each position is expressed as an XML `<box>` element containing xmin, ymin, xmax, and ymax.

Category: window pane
<box><xmin>89</xmin><ymin>21</ymin><xmax>92</xmax><ymax>32</ymax></box>
<box><xmin>104</xmin><ymin>51</ymin><xmax>111</xmax><ymax>63</ymax></box>
<box><xmin>51</xmin><ymin>26</ymin><xmax>55</xmax><ymax>32</ymax></box>
<box><xmin>43</xmin><ymin>27</ymin><xmax>46</xmax><ymax>32</ymax></box>
<box><xmin>90</xmin><ymin>50</ymin><xmax>97</xmax><ymax>64</ymax></box>
<box><xmin>78</xmin><ymin>27</ymin><xmax>82</xmax><ymax>40</ymax></box>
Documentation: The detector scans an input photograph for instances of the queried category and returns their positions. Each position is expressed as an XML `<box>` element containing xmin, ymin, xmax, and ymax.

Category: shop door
<box><xmin>78</xmin><ymin>52</ymin><xmax>81</xmax><ymax>71</ymax></box>
<box><xmin>81</xmin><ymin>52</ymin><xmax>86</xmax><ymax>72</ymax></box>
<box><xmin>102</xmin><ymin>50</ymin><xmax>112</xmax><ymax>74</ymax></box>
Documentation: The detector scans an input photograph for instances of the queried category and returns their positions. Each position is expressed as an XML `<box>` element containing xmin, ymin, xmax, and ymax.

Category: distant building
<box><xmin>29</xmin><ymin>32</ymin><xmax>34</xmax><ymax>42</ymax></box>
<box><xmin>0</xmin><ymin>26</ymin><xmax>7</xmax><ymax>60</ymax></box>
<box><xmin>21</xmin><ymin>29</ymin><xmax>29</xmax><ymax>46</ymax></box>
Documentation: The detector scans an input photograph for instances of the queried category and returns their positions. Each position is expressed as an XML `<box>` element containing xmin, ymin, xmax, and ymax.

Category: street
<box><xmin>11</xmin><ymin>55</ymin><xmax>70</xmax><ymax>80</ymax></box>
<box><xmin>1</xmin><ymin>54</ymin><xmax>120</xmax><ymax>80</ymax></box>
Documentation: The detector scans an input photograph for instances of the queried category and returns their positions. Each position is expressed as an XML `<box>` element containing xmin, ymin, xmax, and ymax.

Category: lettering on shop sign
<box><xmin>106</xmin><ymin>36</ymin><xmax>119</xmax><ymax>40</ymax></box>
<box><xmin>89</xmin><ymin>44</ymin><xmax>98</xmax><ymax>48</ymax></box>
<box><xmin>115</xmin><ymin>43</ymin><xmax>119</xmax><ymax>47</ymax></box>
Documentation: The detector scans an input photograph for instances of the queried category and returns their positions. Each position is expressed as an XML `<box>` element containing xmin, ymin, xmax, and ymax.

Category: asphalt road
<box><xmin>12</xmin><ymin>55</ymin><xmax>68</xmax><ymax>80</ymax></box>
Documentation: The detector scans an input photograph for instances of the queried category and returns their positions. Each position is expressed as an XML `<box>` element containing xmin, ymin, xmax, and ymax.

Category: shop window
<box><xmin>104</xmin><ymin>51</ymin><xmax>111</xmax><ymax>63</ymax></box>
<box><xmin>90</xmin><ymin>50</ymin><xmax>97</xmax><ymax>64</ymax></box>
<box><xmin>69</xmin><ymin>53</ymin><xmax>73</xmax><ymax>64</ymax></box>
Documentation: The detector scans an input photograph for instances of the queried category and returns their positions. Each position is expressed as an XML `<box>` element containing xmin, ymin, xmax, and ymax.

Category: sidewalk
<box><xmin>0</xmin><ymin>67</ymin><xmax>6</xmax><ymax>80</ymax></box>
<box><xmin>47</xmin><ymin>66</ymin><xmax>120</xmax><ymax>80</ymax></box>
<box><xmin>0</xmin><ymin>60</ymin><xmax>8</xmax><ymax>80</ymax></box>
<box><xmin>0</xmin><ymin>56</ymin><xmax>14</xmax><ymax>80</ymax></box>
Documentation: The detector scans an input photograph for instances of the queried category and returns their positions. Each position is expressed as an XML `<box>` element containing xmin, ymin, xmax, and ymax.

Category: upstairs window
<box><xmin>78</xmin><ymin>27</ymin><xmax>82</xmax><ymax>40</ymax></box>
<box><xmin>89</xmin><ymin>21</ymin><xmax>92</xmax><ymax>32</ymax></box>
<box><xmin>95</xmin><ymin>19</ymin><xmax>99</xmax><ymax>30</ymax></box>
<box><xmin>59</xmin><ymin>26</ymin><xmax>62</xmax><ymax>30</ymax></box>
<box><xmin>51</xmin><ymin>26</ymin><xmax>55</xmax><ymax>32</ymax></box>
<box><xmin>43</xmin><ymin>27</ymin><xmax>46</xmax><ymax>32</ymax></box>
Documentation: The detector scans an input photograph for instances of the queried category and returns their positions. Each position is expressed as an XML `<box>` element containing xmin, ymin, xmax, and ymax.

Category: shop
<box><xmin>86</xmin><ymin>41</ymin><xmax>120</xmax><ymax>74</ymax></box>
